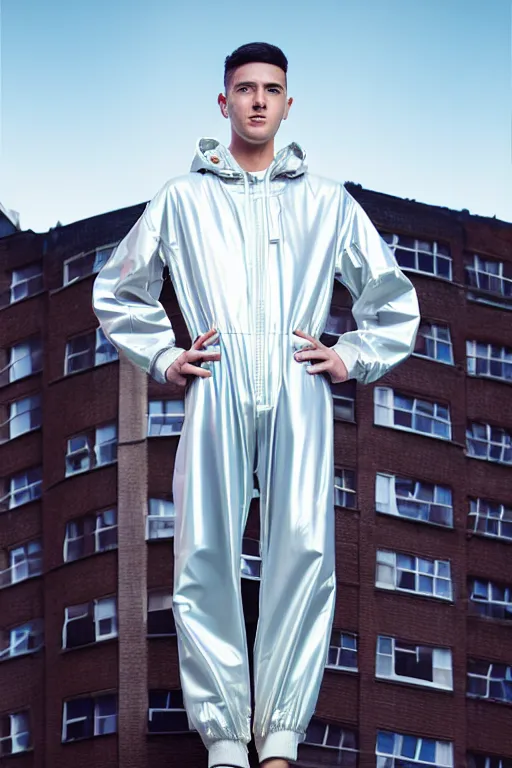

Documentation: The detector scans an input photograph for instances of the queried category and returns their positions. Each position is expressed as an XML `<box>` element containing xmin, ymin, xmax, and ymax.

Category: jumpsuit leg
<box><xmin>252</xmin><ymin>344</ymin><xmax>337</xmax><ymax>764</ymax></box>
<box><xmin>172</xmin><ymin>334</ymin><xmax>256</xmax><ymax>768</ymax></box>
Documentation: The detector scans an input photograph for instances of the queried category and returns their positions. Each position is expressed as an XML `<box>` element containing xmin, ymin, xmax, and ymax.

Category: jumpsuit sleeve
<box><xmin>331</xmin><ymin>185</ymin><xmax>421</xmax><ymax>385</ymax></box>
<box><xmin>91</xmin><ymin>181</ymin><xmax>187</xmax><ymax>384</ymax></box>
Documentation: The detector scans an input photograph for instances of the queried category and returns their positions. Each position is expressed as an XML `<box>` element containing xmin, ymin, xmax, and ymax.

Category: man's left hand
<box><xmin>293</xmin><ymin>329</ymin><xmax>349</xmax><ymax>384</ymax></box>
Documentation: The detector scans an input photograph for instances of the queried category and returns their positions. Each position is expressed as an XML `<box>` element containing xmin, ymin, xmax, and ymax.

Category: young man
<box><xmin>93</xmin><ymin>42</ymin><xmax>420</xmax><ymax>768</ymax></box>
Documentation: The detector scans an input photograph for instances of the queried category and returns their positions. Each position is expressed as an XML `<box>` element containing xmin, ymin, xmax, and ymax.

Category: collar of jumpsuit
<box><xmin>189</xmin><ymin>136</ymin><xmax>308</xmax><ymax>188</ymax></box>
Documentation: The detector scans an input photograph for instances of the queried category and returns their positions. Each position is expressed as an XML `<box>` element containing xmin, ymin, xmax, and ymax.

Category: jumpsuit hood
<box><xmin>189</xmin><ymin>137</ymin><xmax>308</xmax><ymax>181</ymax></box>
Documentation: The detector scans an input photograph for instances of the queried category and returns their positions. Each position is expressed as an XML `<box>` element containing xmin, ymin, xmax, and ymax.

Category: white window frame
<box><xmin>303</xmin><ymin>717</ymin><xmax>359</xmax><ymax>762</ymax></box>
<box><xmin>65</xmin><ymin>423</ymin><xmax>117</xmax><ymax>476</ymax></box>
<box><xmin>94</xmin><ymin>327</ymin><xmax>118</xmax><ymax>366</ymax></box>
<box><xmin>62</xmin><ymin>693</ymin><xmax>117</xmax><ymax>742</ymax></box>
<box><xmin>64</xmin><ymin>332</ymin><xmax>95</xmax><ymax>374</ymax></box>
<box><xmin>380</xmin><ymin>232</ymin><xmax>452</xmax><ymax>281</ymax></box>
<box><xmin>468</xmin><ymin>497</ymin><xmax>512</xmax><ymax>542</ymax></box>
<box><xmin>147</xmin><ymin>590</ymin><xmax>176</xmax><ymax>637</ymax></box>
<box><xmin>376</xmin><ymin>549</ymin><xmax>452</xmax><ymax>601</ymax></box>
<box><xmin>65</xmin><ymin>327</ymin><xmax>117</xmax><ymax>375</ymax></box>
<box><xmin>0</xmin><ymin>711</ymin><xmax>31</xmax><ymax>756</ymax></box>
<box><xmin>466</xmin><ymin>340</ymin><xmax>512</xmax><ymax>383</ymax></box>
<box><xmin>0</xmin><ymin>338</ymin><xmax>42</xmax><ymax>386</ymax></box>
<box><xmin>326</xmin><ymin>630</ymin><xmax>358</xmax><ymax>671</ymax></box>
<box><xmin>376</xmin><ymin>635</ymin><xmax>453</xmax><ymax>690</ymax></box>
<box><xmin>63</xmin><ymin>596</ymin><xmax>117</xmax><ymax>649</ymax></box>
<box><xmin>146</xmin><ymin>498</ymin><xmax>175</xmax><ymax>539</ymax></box>
<box><xmin>376</xmin><ymin>729</ymin><xmax>454</xmax><ymax>768</ymax></box>
<box><xmin>467</xmin><ymin>754</ymin><xmax>512</xmax><ymax>768</ymax></box>
<box><xmin>466</xmin><ymin>421</ymin><xmax>512</xmax><ymax>465</ymax></box>
<box><xmin>148</xmin><ymin>690</ymin><xmax>194</xmax><ymax>734</ymax></box>
<box><xmin>63</xmin><ymin>243</ymin><xmax>117</xmax><ymax>286</ymax></box>
<box><xmin>467</xmin><ymin>659</ymin><xmax>512</xmax><ymax>704</ymax></box>
<box><xmin>465</xmin><ymin>254</ymin><xmax>512</xmax><ymax>306</ymax></box>
<box><xmin>241</xmin><ymin>536</ymin><xmax>261</xmax><ymax>580</ymax></box>
<box><xmin>9</xmin><ymin>262</ymin><xmax>43</xmax><ymax>304</ymax></box>
<box><xmin>0</xmin><ymin>541</ymin><xmax>42</xmax><ymax>589</ymax></box>
<box><xmin>376</xmin><ymin>472</ymin><xmax>453</xmax><ymax>528</ymax></box>
<box><xmin>147</xmin><ymin>400</ymin><xmax>185</xmax><ymax>437</ymax></box>
<box><xmin>334</xmin><ymin>468</ymin><xmax>356</xmax><ymax>509</ymax></box>
<box><xmin>0</xmin><ymin>468</ymin><xmax>43</xmax><ymax>512</ymax></box>
<box><xmin>374</xmin><ymin>387</ymin><xmax>451</xmax><ymax>441</ymax></box>
<box><xmin>413</xmin><ymin>321</ymin><xmax>454</xmax><ymax>365</ymax></box>
<box><xmin>0</xmin><ymin>395</ymin><xmax>41</xmax><ymax>442</ymax></box>
<box><xmin>63</xmin><ymin>508</ymin><xmax>118</xmax><ymax>562</ymax></box>
<box><xmin>0</xmin><ymin>619</ymin><xmax>44</xmax><ymax>660</ymax></box>
<box><xmin>469</xmin><ymin>578</ymin><xmax>512</xmax><ymax>621</ymax></box>
<box><xmin>331</xmin><ymin>380</ymin><xmax>356</xmax><ymax>422</ymax></box>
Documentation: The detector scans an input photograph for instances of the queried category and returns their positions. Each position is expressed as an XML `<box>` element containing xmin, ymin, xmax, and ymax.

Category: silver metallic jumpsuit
<box><xmin>92</xmin><ymin>138</ymin><xmax>420</xmax><ymax>768</ymax></box>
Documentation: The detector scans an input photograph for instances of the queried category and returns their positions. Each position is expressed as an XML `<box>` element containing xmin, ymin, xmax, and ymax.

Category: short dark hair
<box><xmin>224</xmin><ymin>42</ymin><xmax>288</xmax><ymax>92</ymax></box>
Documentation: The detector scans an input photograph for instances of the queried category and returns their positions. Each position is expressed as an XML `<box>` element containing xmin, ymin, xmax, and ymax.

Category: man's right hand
<box><xmin>165</xmin><ymin>328</ymin><xmax>221</xmax><ymax>386</ymax></box>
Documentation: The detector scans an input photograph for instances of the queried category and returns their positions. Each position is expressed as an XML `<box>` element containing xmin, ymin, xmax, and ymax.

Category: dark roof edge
<box><xmin>345</xmin><ymin>181</ymin><xmax>511</xmax><ymax>228</ymax></box>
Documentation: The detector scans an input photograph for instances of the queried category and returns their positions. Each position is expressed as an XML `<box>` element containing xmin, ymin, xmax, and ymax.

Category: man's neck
<box><xmin>228</xmin><ymin>135</ymin><xmax>274</xmax><ymax>172</ymax></box>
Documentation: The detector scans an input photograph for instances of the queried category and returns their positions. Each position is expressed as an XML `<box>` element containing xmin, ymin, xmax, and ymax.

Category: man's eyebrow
<box><xmin>234</xmin><ymin>81</ymin><xmax>285</xmax><ymax>90</ymax></box>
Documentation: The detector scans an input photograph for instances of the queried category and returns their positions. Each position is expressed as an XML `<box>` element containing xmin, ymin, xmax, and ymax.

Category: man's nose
<box><xmin>253</xmin><ymin>91</ymin><xmax>267</xmax><ymax>109</ymax></box>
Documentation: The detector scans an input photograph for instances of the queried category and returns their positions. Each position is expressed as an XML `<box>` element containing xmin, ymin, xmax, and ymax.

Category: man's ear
<box><xmin>218</xmin><ymin>93</ymin><xmax>228</xmax><ymax>118</ymax></box>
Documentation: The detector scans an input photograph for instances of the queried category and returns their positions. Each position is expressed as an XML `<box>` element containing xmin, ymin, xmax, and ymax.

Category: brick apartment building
<box><xmin>0</xmin><ymin>184</ymin><xmax>510</xmax><ymax>768</ymax></box>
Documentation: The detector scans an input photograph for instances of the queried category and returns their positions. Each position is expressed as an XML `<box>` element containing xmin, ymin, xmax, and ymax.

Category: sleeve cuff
<box><xmin>150</xmin><ymin>346</ymin><xmax>187</xmax><ymax>384</ymax></box>
<box><xmin>331</xmin><ymin>339</ymin><xmax>361</xmax><ymax>381</ymax></box>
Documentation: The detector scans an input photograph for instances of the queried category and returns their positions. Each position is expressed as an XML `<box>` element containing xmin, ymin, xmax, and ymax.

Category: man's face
<box><xmin>219</xmin><ymin>61</ymin><xmax>292</xmax><ymax>145</ymax></box>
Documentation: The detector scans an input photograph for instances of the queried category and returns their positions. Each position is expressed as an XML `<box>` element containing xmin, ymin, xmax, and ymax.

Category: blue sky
<box><xmin>1</xmin><ymin>0</ymin><xmax>511</xmax><ymax>232</ymax></box>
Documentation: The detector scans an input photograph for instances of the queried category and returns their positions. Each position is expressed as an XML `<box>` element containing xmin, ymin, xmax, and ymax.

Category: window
<box><xmin>0</xmin><ymin>337</ymin><xmax>42</xmax><ymax>386</ymax></box>
<box><xmin>380</xmin><ymin>232</ymin><xmax>452</xmax><ymax>280</ymax></box>
<box><xmin>65</xmin><ymin>423</ymin><xmax>117</xmax><ymax>476</ymax></box>
<box><xmin>148</xmin><ymin>590</ymin><xmax>176</xmax><ymax>636</ymax></box>
<box><xmin>321</xmin><ymin>307</ymin><xmax>356</xmax><ymax>345</ymax></box>
<box><xmin>376</xmin><ymin>635</ymin><xmax>452</xmax><ymax>690</ymax></box>
<box><xmin>466</xmin><ymin>421</ymin><xmax>512</xmax><ymax>465</ymax></box>
<box><xmin>0</xmin><ymin>619</ymin><xmax>44</xmax><ymax>661</ymax></box>
<box><xmin>465</xmin><ymin>254</ymin><xmax>512</xmax><ymax>309</ymax></box>
<box><xmin>376</xmin><ymin>730</ymin><xmax>453</xmax><ymax>768</ymax></box>
<box><xmin>0</xmin><ymin>541</ymin><xmax>42</xmax><ymax>589</ymax></box>
<box><xmin>64</xmin><ymin>508</ymin><xmax>117</xmax><ymax>562</ymax></box>
<box><xmin>148</xmin><ymin>690</ymin><xmax>193</xmax><ymax>734</ymax></box>
<box><xmin>469</xmin><ymin>578</ymin><xmax>512</xmax><ymax>621</ymax></box>
<box><xmin>147</xmin><ymin>498</ymin><xmax>175</xmax><ymax>539</ymax></box>
<box><xmin>334</xmin><ymin>468</ymin><xmax>356</xmax><ymax>509</ymax></box>
<box><xmin>466</xmin><ymin>341</ymin><xmax>512</xmax><ymax>383</ymax></box>
<box><xmin>331</xmin><ymin>379</ymin><xmax>356</xmax><ymax>421</ymax></box>
<box><xmin>62</xmin><ymin>693</ymin><xmax>117</xmax><ymax>742</ymax></box>
<box><xmin>375</xmin><ymin>387</ymin><xmax>451</xmax><ymax>440</ymax></box>
<box><xmin>299</xmin><ymin>718</ymin><xmax>358</xmax><ymax>767</ymax></box>
<box><xmin>468</xmin><ymin>753</ymin><xmax>512</xmax><ymax>768</ymax></box>
<box><xmin>0</xmin><ymin>467</ymin><xmax>43</xmax><ymax>512</ymax></box>
<box><xmin>0</xmin><ymin>711</ymin><xmax>31</xmax><ymax>756</ymax></box>
<box><xmin>413</xmin><ymin>322</ymin><xmax>454</xmax><ymax>365</ymax></box>
<box><xmin>7</xmin><ymin>263</ymin><xmax>43</xmax><ymax>305</ymax></box>
<box><xmin>376</xmin><ymin>550</ymin><xmax>452</xmax><ymax>600</ymax></box>
<box><xmin>147</xmin><ymin>400</ymin><xmax>185</xmax><ymax>436</ymax></box>
<box><xmin>63</xmin><ymin>597</ymin><xmax>117</xmax><ymax>649</ymax></box>
<box><xmin>240</xmin><ymin>537</ymin><xmax>261</xmax><ymax>580</ymax></box>
<box><xmin>0</xmin><ymin>395</ymin><xmax>41</xmax><ymax>443</ymax></box>
<box><xmin>65</xmin><ymin>327</ymin><xmax>117</xmax><ymax>375</ymax></box>
<box><xmin>326</xmin><ymin>631</ymin><xmax>358</xmax><ymax>671</ymax></box>
<box><xmin>376</xmin><ymin>473</ymin><xmax>453</xmax><ymax>528</ymax></box>
<box><xmin>467</xmin><ymin>659</ymin><xmax>512</xmax><ymax>704</ymax></box>
<box><xmin>63</xmin><ymin>244</ymin><xmax>117</xmax><ymax>286</ymax></box>
<box><xmin>468</xmin><ymin>497</ymin><xmax>512</xmax><ymax>542</ymax></box>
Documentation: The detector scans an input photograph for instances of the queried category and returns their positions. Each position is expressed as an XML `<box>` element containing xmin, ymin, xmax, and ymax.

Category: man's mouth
<box><xmin>249</xmin><ymin>116</ymin><xmax>266</xmax><ymax>122</ymax></box>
